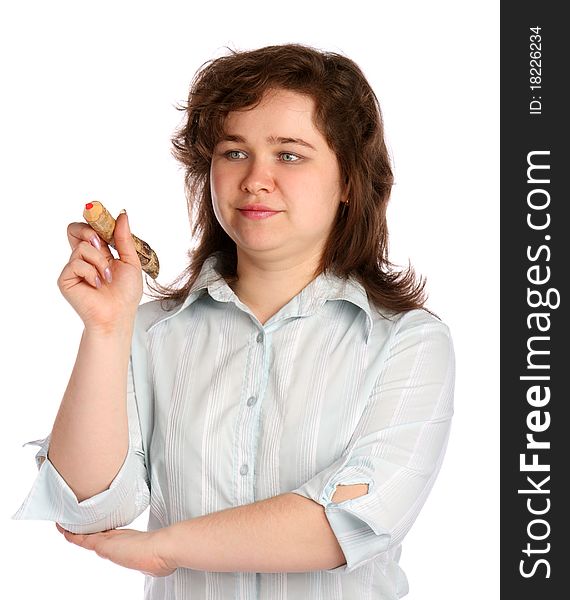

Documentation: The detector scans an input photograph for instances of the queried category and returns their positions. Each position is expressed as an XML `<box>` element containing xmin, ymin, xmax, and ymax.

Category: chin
<box><xmin>236</xmin><ymin>240</ymin><xmax>285</xmax><ymax>255</ymax></box>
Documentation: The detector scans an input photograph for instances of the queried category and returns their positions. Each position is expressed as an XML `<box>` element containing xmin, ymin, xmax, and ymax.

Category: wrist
<box><xmin>155</xmin><ymin>523</ymin><xmax>186</xmax><ymax>571</ymax></box>
<box><xmin>84</xmin><ymin>318</ymin><xmax>136</xmax><ymax>339</ymax></box>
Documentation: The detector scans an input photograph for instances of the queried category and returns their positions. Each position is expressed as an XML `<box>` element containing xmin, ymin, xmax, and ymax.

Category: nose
<box><xmin>240</xmin><ymin>157</ymin><xmax>275</xmax><ymax>195</ymax></box>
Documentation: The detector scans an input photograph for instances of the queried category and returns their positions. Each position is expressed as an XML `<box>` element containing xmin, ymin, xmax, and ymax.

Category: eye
<box><xmin>225</xmin><ymin>150</ymin><xmax>247</xmax><ymax>160</ymax></box>
<box><xmin>279</xmin><ymin>152</ymin><xmax>301</xmax><ymax>162</ymax></box>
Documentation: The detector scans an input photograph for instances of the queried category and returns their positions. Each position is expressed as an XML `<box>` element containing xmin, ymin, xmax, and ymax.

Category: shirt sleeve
<box><xmin>290</xmin><ymin>310</ymin><xmax>455</xmax><ymax>574</ymax></box>
<box><xmin>11</xmin><ymin>356</ymin><xmax>151</xmax><ymax>534</ymax></box>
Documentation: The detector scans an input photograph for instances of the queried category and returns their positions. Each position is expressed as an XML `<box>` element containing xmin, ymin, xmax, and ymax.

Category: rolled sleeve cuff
<box><xmin>291</xmin><ymin>458</ymin><xmax>391</xmax><ymax>574</ymax></box>
<box><xmin>12</xmin><ymin>436</ymin><xmax>150</xmax><ymax>534</ymax></box>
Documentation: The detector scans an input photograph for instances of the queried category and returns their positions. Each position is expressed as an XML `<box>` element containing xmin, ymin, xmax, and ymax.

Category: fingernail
<box><xmin>90</xmin><ymin>235</ymin><xmax>101</xmax><ymax>250</ymax></box>
<box><xmin>119</xmin><ymin>209</ymin><xmax>127</xmax><ymax>216</ymax></box>
<box><xmin>95</xmin><ymin>276</ymin><xmax>102</xmax><ymax>289</ymax></box>
<box><xmin>104</xmin><ymin>267</ymin><xmax>112</xmax><ymax>283</ymax></box>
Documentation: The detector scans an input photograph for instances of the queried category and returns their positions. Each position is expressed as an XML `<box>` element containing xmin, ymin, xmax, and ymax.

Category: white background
<box><xmin>1</xmin><ymin>1</ymin><xmax>499</xmax><ymax>598</ymax></box>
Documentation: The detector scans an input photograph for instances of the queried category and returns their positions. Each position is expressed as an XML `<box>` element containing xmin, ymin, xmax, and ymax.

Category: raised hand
<box><xmin>57</xmin><ymin>211</ymin><xmax>143</xmax><ymax>334</ymax></box>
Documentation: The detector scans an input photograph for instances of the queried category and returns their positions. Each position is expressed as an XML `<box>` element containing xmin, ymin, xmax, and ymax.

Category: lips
<box><xmin>237</xmin><ymin>205</ymin><xmax>282</xmax><ymax>220</ymax></box>
<box><xmin>238</xmin><ymin>204</ymin><xmax>281</xmax><ymax>212</ymax></box>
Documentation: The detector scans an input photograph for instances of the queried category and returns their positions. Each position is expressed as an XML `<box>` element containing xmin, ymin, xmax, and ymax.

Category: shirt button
<box><xmin>256</xmin><ymin>332</ymin><xmax>263</xmax><ymax>343</ymax></box>
<box><xmin>247</xmin><ymin>396</ymin><xmax>257</xmax><ymax>407</ymax></box>
<box><xmin>240</xmin><ymin>464</ymin><xmax>249</xmax><ymax>476</ymax></box>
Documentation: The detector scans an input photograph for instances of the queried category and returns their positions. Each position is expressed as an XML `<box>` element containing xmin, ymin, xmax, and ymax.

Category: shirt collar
<box><xmin>146</xmin><ymin>251</ymin><xmax>374</xmax><ymax>343</ymax></box>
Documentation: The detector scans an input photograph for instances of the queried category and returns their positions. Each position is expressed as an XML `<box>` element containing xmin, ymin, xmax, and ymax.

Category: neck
<box><xmin>228</xmin><ymin>250</ymin><xmax>322</xmax><ymax>322</ymax></box>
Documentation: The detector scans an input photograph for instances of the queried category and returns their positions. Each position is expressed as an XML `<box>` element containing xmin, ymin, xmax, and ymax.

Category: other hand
<box><xmin>55</xmin><ymin>524</ymin><xmax>176</xmax><ymax>578</ymax></box>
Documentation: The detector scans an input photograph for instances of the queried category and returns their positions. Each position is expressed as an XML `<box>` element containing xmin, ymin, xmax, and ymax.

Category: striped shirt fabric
<box><xmin>14</xmin><ymin>251</ymin><xmax>455</xmax><ymax>599</ymax></box>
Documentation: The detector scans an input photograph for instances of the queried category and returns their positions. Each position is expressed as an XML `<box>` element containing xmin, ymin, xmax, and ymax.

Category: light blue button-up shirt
<box><xmin>14</xmin><ymin>251</ymin><xmax>455</xmax><ymax>599</ymax></box>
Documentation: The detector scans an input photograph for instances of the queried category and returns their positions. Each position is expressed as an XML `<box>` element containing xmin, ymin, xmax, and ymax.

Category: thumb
<box><xmin>113</xmin><ymin>211</ymin><xmax>140</xmax><ymax>266</ymax></box>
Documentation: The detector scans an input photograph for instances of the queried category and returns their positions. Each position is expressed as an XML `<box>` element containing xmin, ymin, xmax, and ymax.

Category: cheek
<box><xmin>209</xmin><ymin>168</ymin><xmax>228</xmax><ymax>224</ymax></box>
<box><xmin>210</xmin><ymin>157</ymin><xmax>236</xmax><ymax>188</ymax></box>
<box><xmin>209</xmin><ymin>166</ymin><xmax>224</xmax><ymax>200</ymax></box>
<box><xmin>291</xmin><ymin>169</ymin><xmax>342</xmax><ymax>210</ymax></box>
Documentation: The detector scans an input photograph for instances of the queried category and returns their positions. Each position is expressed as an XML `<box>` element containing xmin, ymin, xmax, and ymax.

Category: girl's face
<box><xmin>210</xmin><ymin>88</ymin><xmax>343</xmax><ymax>265</ymax></box>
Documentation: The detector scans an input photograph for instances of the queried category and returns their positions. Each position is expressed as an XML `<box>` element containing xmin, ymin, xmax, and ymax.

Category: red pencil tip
<box><xmin>85</xmin><ymin>202</ymin><xmax>93</xmax><ymax>210</ymax></box>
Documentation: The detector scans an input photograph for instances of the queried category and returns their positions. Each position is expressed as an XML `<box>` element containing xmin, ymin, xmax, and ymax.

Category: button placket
<box><xmin>235</xmin><ymin>327</ymin><xmax>267</xmax><ymax>502</ymax></box>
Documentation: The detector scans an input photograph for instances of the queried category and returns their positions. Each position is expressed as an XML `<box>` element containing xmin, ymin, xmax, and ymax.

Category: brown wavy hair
<box><xmin>147</xmin><ymin>43</ymin><xmax>431</xmax><ymax>316</ymax></box>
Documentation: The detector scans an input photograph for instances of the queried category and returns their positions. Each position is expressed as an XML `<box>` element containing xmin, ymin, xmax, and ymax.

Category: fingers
<box><xmin>56</xmin><ymin>523</ymin><xmax>118</xmax><ymax>552</ymax></box>
<box><xmin>56</xmin><ymin>525</ymin><xmax>94</xmax><ymax>549</ymax></box>
<box><xmin>58</xmin><ymin>241</ymin><xmax>113</xmax><ymax>291</ymax></box>
<box><xmin>67</xmin><ymin>222</ymin><xmax>113</xmax><ymax>260</ymax></box>
<box><xmin>67</xmin><ymin>213</ymin><xmax>140</xmax><ymax>270</ymax></box>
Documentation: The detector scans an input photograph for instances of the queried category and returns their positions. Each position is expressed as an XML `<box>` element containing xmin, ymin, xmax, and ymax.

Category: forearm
<box><xmin>160</xmin><ymin>492</ymin><xmax>346</xmax><ymax>573</ymax></box>
<box><xmin>48</xmin><ymin>324</ymin><xmax>133</xmax><ymax>502</ymax></box>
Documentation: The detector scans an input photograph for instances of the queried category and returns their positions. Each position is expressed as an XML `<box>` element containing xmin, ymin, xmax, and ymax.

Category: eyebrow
<box><xmin>220</xmin><ymin>134</ymin><xmax>317</xmax><ymax>151</ymax></box>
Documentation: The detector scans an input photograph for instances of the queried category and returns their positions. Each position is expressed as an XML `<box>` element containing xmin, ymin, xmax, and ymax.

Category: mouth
<box><xmin>238</xmin><ymin>203</ymin><xmax>282</xmax><ymax>211</ymax></box>
<box><xmin>238</xmin><ymin>208</ymin><xmax>282</xmax><ymax>220</ymax></box>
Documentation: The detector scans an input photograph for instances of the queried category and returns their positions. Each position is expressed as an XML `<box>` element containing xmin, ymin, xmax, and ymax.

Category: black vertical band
<box><xmin>501</xmin><ymin>3</ymin><xmax>567</xmax><ymax>596</ymax></box>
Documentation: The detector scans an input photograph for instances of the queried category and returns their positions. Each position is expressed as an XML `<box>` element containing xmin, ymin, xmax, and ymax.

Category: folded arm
<box><xmin>162</xmin><ymin>484</ymin><xmax>368</xmax><ymax>572</ymax></box>
<box><xmin>58</xmin><ymin>484</ymin><xmax>368</xmax><ymax>575</ymax></box>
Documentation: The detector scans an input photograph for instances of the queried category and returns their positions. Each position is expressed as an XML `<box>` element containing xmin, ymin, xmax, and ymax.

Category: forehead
<box><xmin>223</xmin><ymin>89</ymin><xmax>319</xmax><ymax>136</ymax></box>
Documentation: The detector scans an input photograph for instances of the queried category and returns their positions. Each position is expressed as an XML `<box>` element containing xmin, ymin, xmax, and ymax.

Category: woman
<box><xmin>14</xmin><ymin>43</ymin><xmax>455</xmax><ymax>599</ymax></box>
